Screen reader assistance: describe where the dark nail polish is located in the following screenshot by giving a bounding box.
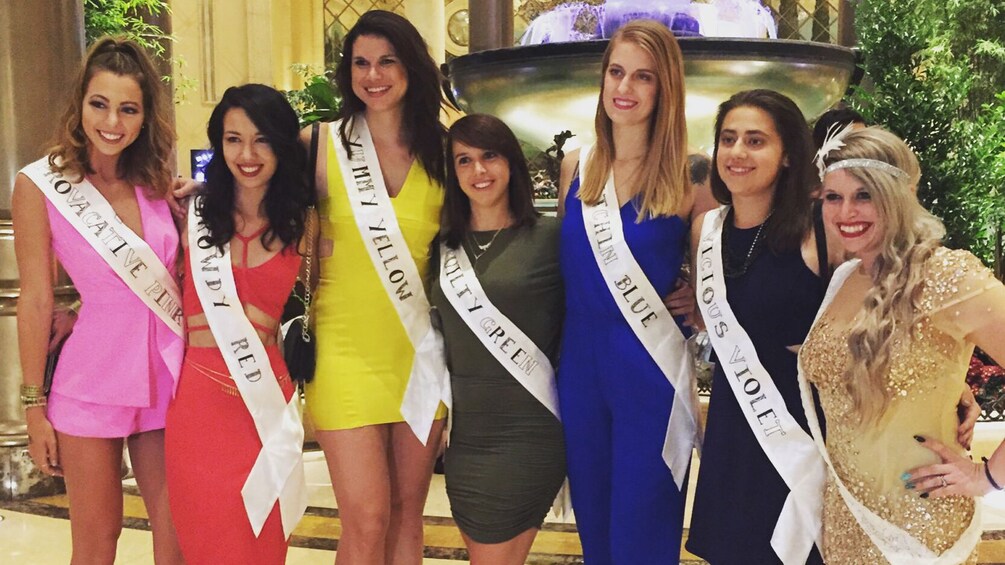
[920,492,929,499]
[906,483,915,490]
[914,435,926,442]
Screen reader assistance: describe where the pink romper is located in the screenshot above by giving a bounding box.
[44,185,184,438]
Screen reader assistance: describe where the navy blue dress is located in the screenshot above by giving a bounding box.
[686,220,825,564]
[558,178,690,564]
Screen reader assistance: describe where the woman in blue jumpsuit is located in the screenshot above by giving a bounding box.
[556,19,709,563]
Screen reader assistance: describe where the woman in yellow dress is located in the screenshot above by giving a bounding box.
[800,125,1005,564]
[302,10,451,564]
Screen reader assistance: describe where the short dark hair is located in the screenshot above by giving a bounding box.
[334,10,450,184]
[201,84,313,251]
[442,114,538,249]
[710,89,816,253]
[813,106,866,149]
[688,153,711,186]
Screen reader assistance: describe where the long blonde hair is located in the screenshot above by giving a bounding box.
[823,127,945,423]
[579,20,689,221]
[47,37,175,197]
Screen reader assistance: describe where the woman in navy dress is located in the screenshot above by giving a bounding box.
[685,90,829,565]
[556,20,709,563]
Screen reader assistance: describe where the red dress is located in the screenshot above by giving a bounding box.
[165,231,300,565]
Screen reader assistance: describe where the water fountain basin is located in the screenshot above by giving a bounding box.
[446,38,858,153]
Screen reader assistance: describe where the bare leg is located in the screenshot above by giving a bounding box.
[317,425,392,565]
[57,432,124,565]
[464,528,539,565]
[128,430,184,565]
[385,419,445,565]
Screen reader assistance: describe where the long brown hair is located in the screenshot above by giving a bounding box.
[47,36,175,197]
[334,10,450,184]
[579,20,689,221]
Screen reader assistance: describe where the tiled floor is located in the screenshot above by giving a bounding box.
[4,424,1005,564]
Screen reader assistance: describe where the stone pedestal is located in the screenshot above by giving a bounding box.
[0,444,64,501]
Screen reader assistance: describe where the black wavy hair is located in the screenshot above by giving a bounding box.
[710,89,816,253]
[334,9,450,183]
[200,83,313,250]
[442,114,538,249]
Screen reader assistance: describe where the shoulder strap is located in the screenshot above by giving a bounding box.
[309,122,320,193]
[813,199,831,290]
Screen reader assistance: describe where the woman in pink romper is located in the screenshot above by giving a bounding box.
[12,38,185,564]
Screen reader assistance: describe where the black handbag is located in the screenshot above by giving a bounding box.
[283,123,320,385]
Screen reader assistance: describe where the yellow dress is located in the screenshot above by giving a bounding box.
[801,248,1002,564]
[305,142,446,430]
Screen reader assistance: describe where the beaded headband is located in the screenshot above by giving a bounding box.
[814,122,910,182]
[823,158,910,180]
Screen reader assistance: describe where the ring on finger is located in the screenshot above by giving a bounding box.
[940,475,948,488]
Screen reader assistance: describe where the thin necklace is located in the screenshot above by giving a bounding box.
[469,228,504,261]
[723,207,773,278]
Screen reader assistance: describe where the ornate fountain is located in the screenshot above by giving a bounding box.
[446,0,857,155]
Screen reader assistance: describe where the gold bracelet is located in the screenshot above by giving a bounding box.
[20,384,44,397]
[21,395,47,409]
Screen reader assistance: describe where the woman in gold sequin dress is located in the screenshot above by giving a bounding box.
[800,126,1005,564]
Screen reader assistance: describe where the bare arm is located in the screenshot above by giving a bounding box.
[908,282,1005,497]
[12,173,62,475]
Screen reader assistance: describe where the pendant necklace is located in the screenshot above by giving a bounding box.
[723,207,773,278]
[469,228,504,262]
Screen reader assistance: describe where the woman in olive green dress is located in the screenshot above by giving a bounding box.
[429,113,565,563]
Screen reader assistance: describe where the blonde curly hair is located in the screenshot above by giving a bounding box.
[822,127,945,423]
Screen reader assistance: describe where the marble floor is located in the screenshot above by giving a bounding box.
[4,424,1005,564]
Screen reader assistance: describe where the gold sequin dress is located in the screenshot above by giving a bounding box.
[801,248,1000,564]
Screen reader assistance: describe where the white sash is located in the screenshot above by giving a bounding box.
[577,146,701,489]
[333,116,450,445]
[20,157,182,337]
[187,197,308,538]
[797,259,982,564]
[696,206,825,564]
[438,241,560,419]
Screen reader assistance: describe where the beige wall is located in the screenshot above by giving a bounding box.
[171,0,324,173]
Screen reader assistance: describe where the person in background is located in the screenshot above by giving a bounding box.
[12,37,184,564]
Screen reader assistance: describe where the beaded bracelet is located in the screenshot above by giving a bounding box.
[982,457,1004,491]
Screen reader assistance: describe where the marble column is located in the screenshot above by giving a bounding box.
[469,0,513,52]
[0,0,83,499]
[404,0,447,63]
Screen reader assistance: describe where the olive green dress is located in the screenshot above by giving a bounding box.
[430,217,566,544]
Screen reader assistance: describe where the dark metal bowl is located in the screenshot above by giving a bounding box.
[446,38,858,152]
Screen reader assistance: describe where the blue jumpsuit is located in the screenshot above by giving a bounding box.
[558,178,689,564]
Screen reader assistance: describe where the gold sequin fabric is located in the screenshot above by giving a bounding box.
[801,248,997,564]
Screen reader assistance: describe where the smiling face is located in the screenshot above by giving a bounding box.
[221,107,277,194]
[715,105,787,202]
[452,140,511,214]
[821,168,883,265]
[81,70,145,160]
[350,34,408,113]
[601,39,658,127]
